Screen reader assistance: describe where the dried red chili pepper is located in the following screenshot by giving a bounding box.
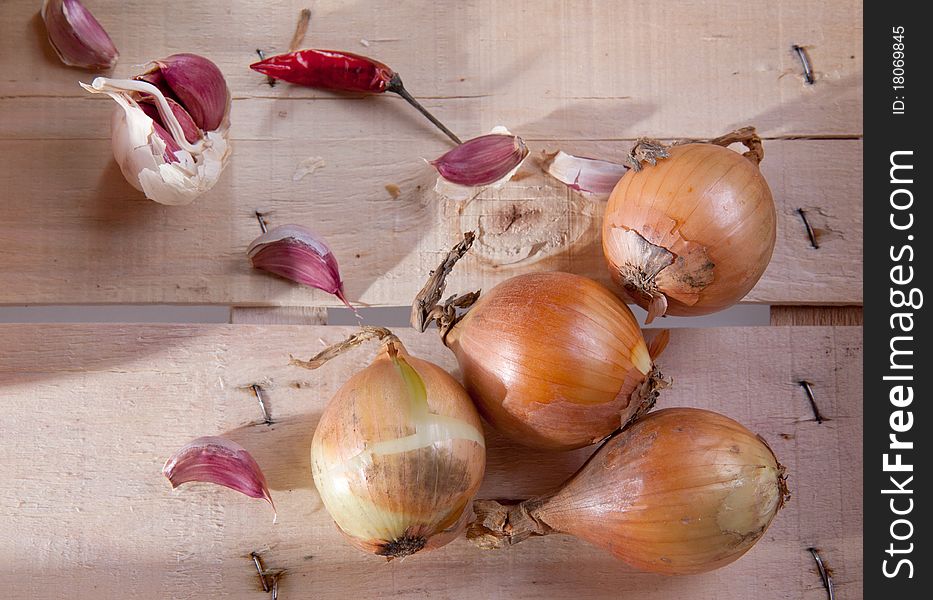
[251,49,393,92]
[250,49,461,145]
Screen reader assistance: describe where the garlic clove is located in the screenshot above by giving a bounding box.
[543,151,629,196]
[138,54,230,132]
[431,126,528,200]
[150,120,183,164]
[41,0,119,70]
[431,131,528,186]
[247,224,355,311]
[139,97,202,145]
[163,436,275,515]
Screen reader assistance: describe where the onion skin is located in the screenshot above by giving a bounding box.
[469,408,788,574]
[311,340,485,558]
[602,143,776,321]
[445,272,660,450]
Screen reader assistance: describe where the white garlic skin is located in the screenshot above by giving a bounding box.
[109,93,228,206]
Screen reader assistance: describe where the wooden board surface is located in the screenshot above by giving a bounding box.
[0,324,863,599]
[0,0,863,308]
[770,305,864,326]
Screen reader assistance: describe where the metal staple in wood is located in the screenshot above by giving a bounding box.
[799,380,827,424]
[797,209,819,249]
[251,384,273,425]
[793,45,815,84]
[251,552,270,593]
[255,211,269,234]
[255,49,276,87]
[807,547,835,599]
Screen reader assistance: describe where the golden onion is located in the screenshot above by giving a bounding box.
[469,408,788,574]
[310,338,486,558]
[602,131,776,323]
[443,272,666,450]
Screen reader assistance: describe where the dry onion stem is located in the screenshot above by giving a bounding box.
[468,408,789,575]
[603,127,776,323]
[414,235,669,450]
[294,327,485,559]
[291,326,397,370]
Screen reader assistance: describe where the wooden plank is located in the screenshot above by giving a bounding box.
[0,324,862,599]
[1,0,862,138]
[770,305,863,326]
[0,138,863,307]
[0,0,862,308]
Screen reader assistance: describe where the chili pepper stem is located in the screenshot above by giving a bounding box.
[387,74,462,145]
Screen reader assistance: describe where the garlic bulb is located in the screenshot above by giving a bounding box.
[80,54,230,205]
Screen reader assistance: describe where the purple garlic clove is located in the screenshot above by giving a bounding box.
[431,133,528,186]
[151,120,183,163]
[247,224,355,311]
[163,436,275,515]
[139,97,202,145]
[41,0,119,70]
[137,53,230,132]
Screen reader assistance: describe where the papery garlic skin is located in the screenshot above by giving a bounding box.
[41,0,119,70]
[311,341,485,558]
[432,133,528,186]
[81,75,230,206]
[544,151,629,197]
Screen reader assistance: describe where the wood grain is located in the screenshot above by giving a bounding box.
[0,324,862,599]
[1,0,862,136]
[0,0,862,308]
[0,137,863,308]
[770,305,863,326]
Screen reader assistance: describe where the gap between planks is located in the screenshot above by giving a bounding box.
[230,306,328,325]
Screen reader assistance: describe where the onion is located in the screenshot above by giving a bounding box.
[412,238,668,451]
[295,328,486,558]
[469,408,789,574]
[602,128,776,323]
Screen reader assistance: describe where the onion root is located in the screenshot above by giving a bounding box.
[468,499,552,549]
